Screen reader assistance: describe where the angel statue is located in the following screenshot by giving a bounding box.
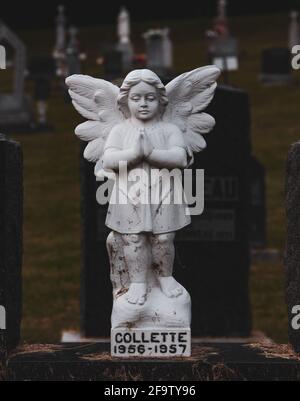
[66,66,220,333]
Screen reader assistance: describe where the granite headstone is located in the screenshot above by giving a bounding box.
[260,48,292,85]
[0,135,23,356]
[285,141,300,354]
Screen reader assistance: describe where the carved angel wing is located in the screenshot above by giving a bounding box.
[65,75,124,166]
[164,66,221,163]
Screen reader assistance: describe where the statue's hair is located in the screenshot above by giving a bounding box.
[117,69,169,119]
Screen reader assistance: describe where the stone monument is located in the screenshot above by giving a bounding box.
[116,7,134,71]
[205,0,238,75]
[143,29,173,76]
[260,48,292,85]
[0,135,23,355]
[0,21,34,132]
[66,26,84,76]
[66,66,220,357]
[285,141,300,354]
[28,56,56,131]
[289,11,299,51]
[53,5,67,77]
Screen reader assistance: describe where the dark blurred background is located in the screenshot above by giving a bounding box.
[2,0,300,29]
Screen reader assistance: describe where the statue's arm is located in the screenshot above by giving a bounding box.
[146,125,188,169]
[103,126,143,170]
[103,147,142,170]
[146,147,187,169]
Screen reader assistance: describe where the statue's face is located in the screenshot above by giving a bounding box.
[128,82,160,121]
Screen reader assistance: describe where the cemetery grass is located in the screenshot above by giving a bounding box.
[9,13,299,343]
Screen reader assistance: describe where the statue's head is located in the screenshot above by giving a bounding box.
[117,69,168,120]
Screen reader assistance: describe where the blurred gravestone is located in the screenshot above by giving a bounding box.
[116,7,133,72]
[53,5,67,77]
[76,85,258,338]
[144,29,173,77]
[285,142,300,354]
[0,21,34,132]
[103,49,123,81]
[0,135,23,356]
[211,37,239,73]
[66,26,82,76]
[288,11,299,51]
[29,56,56,131]
[260,48,292,85]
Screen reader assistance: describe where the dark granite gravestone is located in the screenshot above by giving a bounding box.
[285,141,300,354]
[174,86,252,336]
[103,49,123,82]
[260,48,293,85]
[0,135,23,357]
[78,85,258,338]
[249,157,266,248]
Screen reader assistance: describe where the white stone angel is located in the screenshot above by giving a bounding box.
[66,67,220,311]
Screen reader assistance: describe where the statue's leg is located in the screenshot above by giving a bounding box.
[150,232,183,298]
[122,233,150,305]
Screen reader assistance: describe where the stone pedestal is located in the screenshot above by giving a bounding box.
[6,342,300,381]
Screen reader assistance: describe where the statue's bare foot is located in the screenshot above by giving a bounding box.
[158,276,183,298]
[125,283,147,305]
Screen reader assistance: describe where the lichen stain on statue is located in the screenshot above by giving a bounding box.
[66,66,220,356]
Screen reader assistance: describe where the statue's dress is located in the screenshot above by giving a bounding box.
[104,121,191,234]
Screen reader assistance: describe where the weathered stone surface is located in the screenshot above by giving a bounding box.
[0,135,23,357]
[285,141,300,353]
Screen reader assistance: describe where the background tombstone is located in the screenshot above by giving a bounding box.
[205,0,238,81]
[53,5,67,77]
[143,29,173,77]
[288,11,299,51]
[66,26,83,76]
[211,37,239,74]
[0,135,23,356]
[63,27,86,103]
[115,6,133,72]
[102,47,123,81]
[260,48,292,85]
[76,85,257,339]
[0,21,34,132]
[28,56,56,131]
[174,86,252,336]
[285,142,300,354]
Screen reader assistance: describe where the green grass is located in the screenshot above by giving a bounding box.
[2,12,298,343]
